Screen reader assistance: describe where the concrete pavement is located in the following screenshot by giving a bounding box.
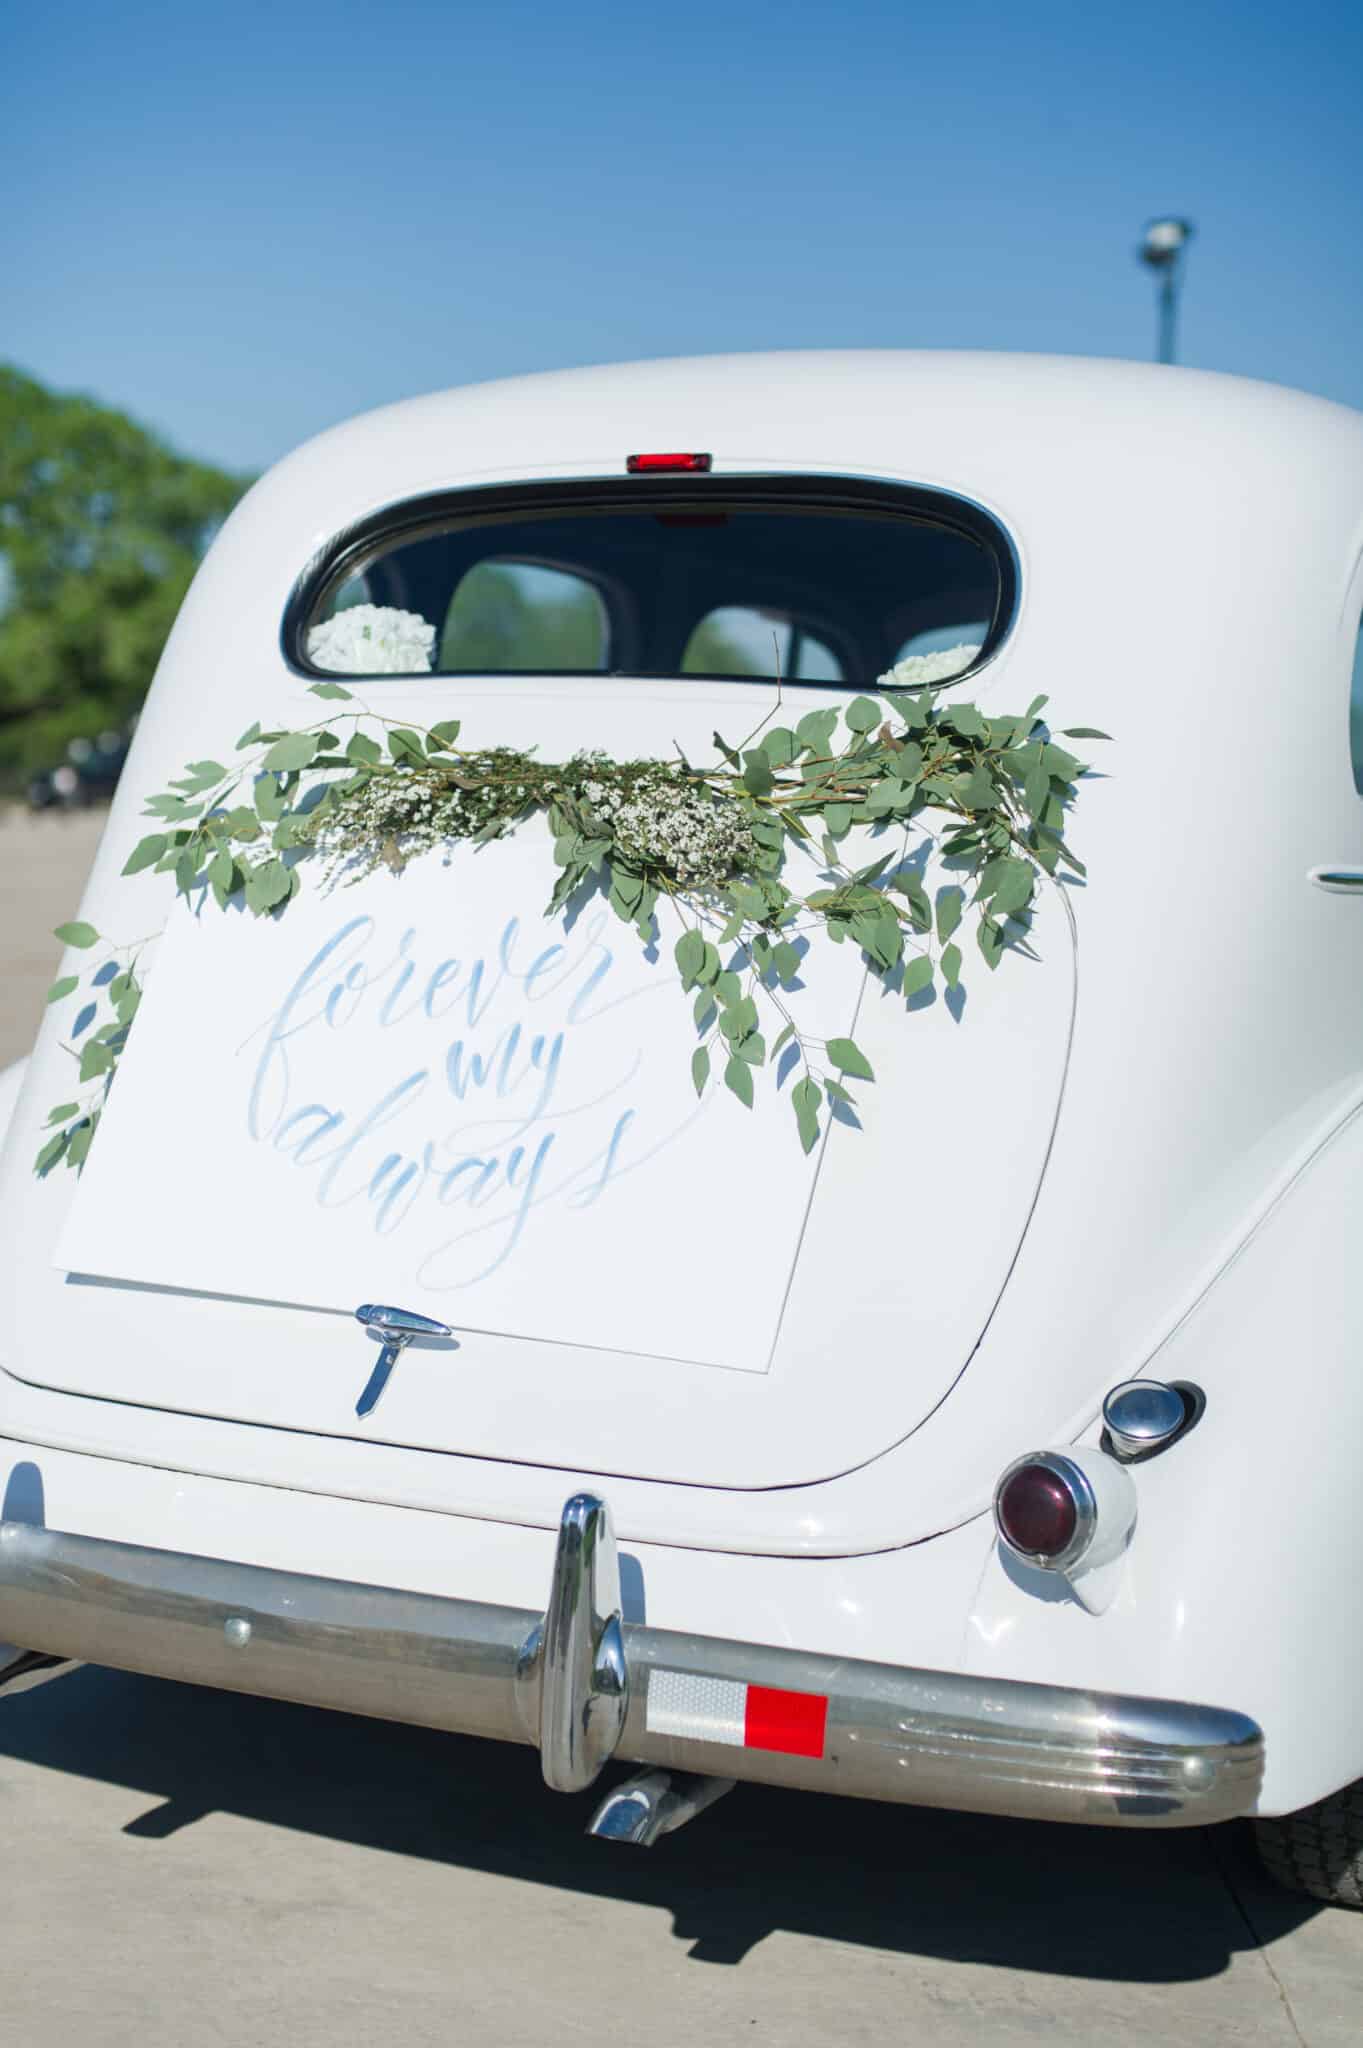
[0,806,108,1069]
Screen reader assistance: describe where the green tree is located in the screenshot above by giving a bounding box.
[0,366,247,789]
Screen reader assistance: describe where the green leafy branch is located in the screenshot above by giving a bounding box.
[36,674,1106,1172]
[35,920,146,1173]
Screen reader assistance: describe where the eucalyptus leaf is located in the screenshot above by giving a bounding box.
[826,1035,874,1081]
[902,954,934,998]
[773,940,801,985]
[78,1040,115,1083]
[935,887,964,941]
[675,929,706,987]
[957,766,997,811]
[742,749,774,796]
[792,1075,822,1154]
[724,1054,755,1108]
[34,1132,69,1174]
[53,921,99,949]
[244,860,292,914]
[122,833,168,875]
[795,706,838,755]
[262,734,318,773]
[254,774,286,824]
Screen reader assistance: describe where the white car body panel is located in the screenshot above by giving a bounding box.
[0,1061,26,1150]
[3,350,1362,1820]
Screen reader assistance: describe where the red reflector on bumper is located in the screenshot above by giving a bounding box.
[744,1683,829,1759]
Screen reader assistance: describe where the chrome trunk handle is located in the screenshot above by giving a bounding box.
[353,1303,453,1416]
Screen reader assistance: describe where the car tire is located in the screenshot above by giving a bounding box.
[1254,1781,1363,1906]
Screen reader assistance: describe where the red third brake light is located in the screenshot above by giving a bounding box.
[626,451,712,474]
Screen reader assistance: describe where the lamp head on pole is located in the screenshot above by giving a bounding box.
[1137,216,1195,364]
[1139,216,1195,271]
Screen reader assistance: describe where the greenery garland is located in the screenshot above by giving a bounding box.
[35,675,1105,1173]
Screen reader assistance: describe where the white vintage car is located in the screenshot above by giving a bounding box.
[3,351,1362,1898]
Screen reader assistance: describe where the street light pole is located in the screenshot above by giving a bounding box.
[1138,217,1195,365]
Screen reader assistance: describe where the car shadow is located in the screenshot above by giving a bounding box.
[0,1664,1317,1972]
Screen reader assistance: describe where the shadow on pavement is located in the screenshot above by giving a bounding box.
[0,1663,1319,1970]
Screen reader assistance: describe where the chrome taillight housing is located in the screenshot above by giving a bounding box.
[993,1446,1138,1577]
[994,1453,1096,1571]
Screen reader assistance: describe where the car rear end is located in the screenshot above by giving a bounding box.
[19,348,1362,1838]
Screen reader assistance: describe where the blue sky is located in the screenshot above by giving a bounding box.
[8,0,1361,475]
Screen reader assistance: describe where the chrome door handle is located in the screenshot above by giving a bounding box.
[1308,867,1363,894]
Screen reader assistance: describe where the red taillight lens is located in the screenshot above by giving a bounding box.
[626,451,712,473]
[995,1461,1079,1560]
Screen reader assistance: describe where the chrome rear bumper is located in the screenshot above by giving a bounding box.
[0,1501,1263,1829]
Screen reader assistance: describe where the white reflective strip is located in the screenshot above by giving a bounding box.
[646,1668,747,1746]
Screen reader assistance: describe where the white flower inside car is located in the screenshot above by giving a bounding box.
[877,642,982,689]
[307,603,435,675]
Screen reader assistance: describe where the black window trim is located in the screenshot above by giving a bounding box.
[281,471,1021,690]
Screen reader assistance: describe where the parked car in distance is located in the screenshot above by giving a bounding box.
[2,351,1363,1896]
[26,728,131,811]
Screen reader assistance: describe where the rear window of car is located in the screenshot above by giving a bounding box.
[287,476,1016,689]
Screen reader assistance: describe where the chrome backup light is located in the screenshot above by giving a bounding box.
[993,1446,1139,1577]
[1102,1378,1187,1462]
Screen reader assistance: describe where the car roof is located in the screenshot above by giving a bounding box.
[249,350,1363,592]
[278,347,1361,481]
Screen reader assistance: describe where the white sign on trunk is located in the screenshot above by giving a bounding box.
[57,835,867,1372]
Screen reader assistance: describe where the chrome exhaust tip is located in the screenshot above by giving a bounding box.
[587,1768,735,1846]
[0,1644,80,1698]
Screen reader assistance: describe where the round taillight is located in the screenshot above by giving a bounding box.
[994,1454,1096,1569]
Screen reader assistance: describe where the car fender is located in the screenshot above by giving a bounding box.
[0,1061,29,1152]
[962,1092,1363,1817]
